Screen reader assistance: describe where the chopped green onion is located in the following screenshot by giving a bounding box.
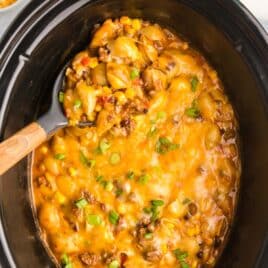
[157,111,166,119]
[151,200,164,207]
[181,262,190,268]
[115,188,123,197]
[99,139,111,154]
[185,107,200,118]
[182,198,191,205]
[144,232,153,239]
[73,99,82,109]
[110,152,121,165]
[151,206,160,221]
[191,76,199,92]
[130,68,140,80]
[59,91,65,103]
[80,151,95,167]
[75,198,88,209]
[173,248,189,268]
[143,207,152,214]
[55,153,65,160]
[185,100,200,118]
[126,171,135,179]
[147,125,158,138]
[138,174,150,184]
[105,181,114,191]
[108,260,120,268]
[109,210,119,225]
[87,214,102,226]
[156,137,179,154]
[89,159,96,167]
[96,175,104,182]
[61,253,73,268]
[100,180,108,188]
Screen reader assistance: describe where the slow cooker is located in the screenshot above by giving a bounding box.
[0,0,268,267]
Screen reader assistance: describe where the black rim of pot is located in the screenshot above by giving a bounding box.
[0,0,267,267]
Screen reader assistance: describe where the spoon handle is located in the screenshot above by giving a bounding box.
[0,122,47,176]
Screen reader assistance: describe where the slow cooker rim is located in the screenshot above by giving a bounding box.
[0,0,268,267]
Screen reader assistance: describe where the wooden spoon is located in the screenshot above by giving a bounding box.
[0,63,94,175]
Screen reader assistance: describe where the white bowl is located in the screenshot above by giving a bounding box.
[0,0,24,13]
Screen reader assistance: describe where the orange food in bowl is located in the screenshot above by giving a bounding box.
[32,17,241,268]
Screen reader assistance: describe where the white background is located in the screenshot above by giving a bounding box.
[0,0,267,38]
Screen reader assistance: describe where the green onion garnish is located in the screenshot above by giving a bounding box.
[73,99,82,109]
[115,188,123,197]
[126,171,135,179]
[173,249,189,268]
[54,153,65,160]
[156,137,179,154]
[182,198,191,205]
[80,151,95,167]
[59,91,65,103]
[109,152,121,165]
[130,68,140,80]
[109,210,119,225]
[61,253,73,268]
[108,260,120,268]
[157,111,166,119]
[104,181,114,191]
[185,100,200,118]
[75,198,88,209]
[191,76,199,92]
[99,139,111,154]
[87,214,102,226]
[96,175,104,182]
[185,107,200,118]
[151,200,164,207]
[144,232,153,239]
[138,174,150,184]
[147,125,158,138]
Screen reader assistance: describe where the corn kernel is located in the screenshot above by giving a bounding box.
[40,145,48,154]
[114,91,127,104]
[89,57,98,68]
[132,19,141,30]
[125,88,136,99]
[88,112,96,122]
[69,167,77,177]
[120,16,132,25]
[103,86,112,94]
[126,26,135,36]
[187,226,200,237]
[55,191,66,204]
[161,244,167,254]
[69,119,76,126]
[95,104,102,112]
[192,260,198,268]
[118,204,127,214]
[167,223,175,230]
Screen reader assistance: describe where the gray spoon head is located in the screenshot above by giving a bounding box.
[37,62,95,136]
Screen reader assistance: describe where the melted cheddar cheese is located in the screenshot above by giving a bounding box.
[32,17,241,268]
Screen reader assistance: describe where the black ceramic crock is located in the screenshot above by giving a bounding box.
[0,0,268,267]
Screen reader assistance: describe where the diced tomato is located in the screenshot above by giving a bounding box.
[81,56,90,66]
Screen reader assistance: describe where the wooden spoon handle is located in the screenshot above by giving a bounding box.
[0,122,47,176]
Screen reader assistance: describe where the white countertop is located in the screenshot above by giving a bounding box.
[0,0,267,40]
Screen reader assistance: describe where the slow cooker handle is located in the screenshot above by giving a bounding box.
[0,122,47,175]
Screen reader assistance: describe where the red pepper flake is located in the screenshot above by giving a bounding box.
[81,56,90,66]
